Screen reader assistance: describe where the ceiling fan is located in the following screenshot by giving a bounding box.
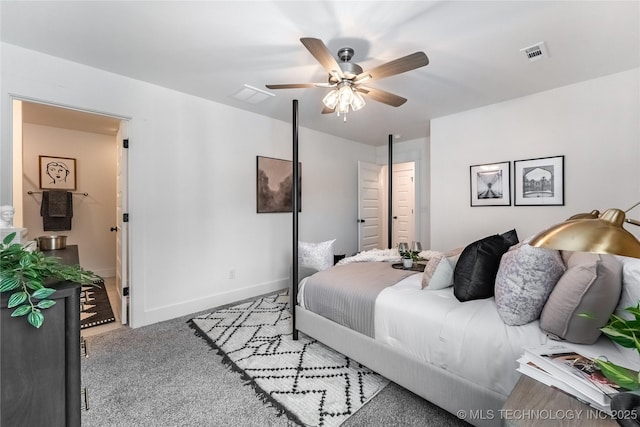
[266,37,429,120]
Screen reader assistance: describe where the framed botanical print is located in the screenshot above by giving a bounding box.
[514,155,564,206]
[470,161,511,206]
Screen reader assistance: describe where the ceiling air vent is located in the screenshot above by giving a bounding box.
[520,42,548,63]
[231,84,275,104]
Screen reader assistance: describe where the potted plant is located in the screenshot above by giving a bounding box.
[401,249,421,269]
[402,250,414,268]
[0,232,99,328]
[591,304,640,391]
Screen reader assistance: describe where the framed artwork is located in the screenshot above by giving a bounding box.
[39,155,77,190]
[514,155,564,206]
[256,156,301,213]
[470,161,511,206]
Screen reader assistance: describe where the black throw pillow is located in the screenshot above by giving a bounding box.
[453,234,511,302]
[501,229,519,247]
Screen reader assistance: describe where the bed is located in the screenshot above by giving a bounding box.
[285,102,637,426]
[292,250,640,427]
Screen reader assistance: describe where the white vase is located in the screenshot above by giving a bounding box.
[403,258,413,268]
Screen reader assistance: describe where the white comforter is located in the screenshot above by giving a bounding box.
[300,268,637,398]
[374,273,548,397]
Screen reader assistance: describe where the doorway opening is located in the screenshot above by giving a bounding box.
[11,99,130,336]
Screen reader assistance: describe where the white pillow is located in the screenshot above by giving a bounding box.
[616,255,640,312]
[421,247,463,290]
[298,239,335,271]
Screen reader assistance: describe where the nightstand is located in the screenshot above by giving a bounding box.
[501,376,618,426]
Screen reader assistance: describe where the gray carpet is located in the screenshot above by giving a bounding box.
[81,292,469,427]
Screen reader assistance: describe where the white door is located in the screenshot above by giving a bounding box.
[392,162,415,248]
[115,121,129,324]
[357,161,383,251]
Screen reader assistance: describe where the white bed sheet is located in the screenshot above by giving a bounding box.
[374,274,549,397]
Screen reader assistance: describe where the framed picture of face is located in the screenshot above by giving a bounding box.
[256,156,301,213]
[469,161,511,206]
[39,155,77,190]
[514,155,564,206]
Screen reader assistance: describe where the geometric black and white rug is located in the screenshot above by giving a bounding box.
[80,279,116,329]
[189,292,389,427]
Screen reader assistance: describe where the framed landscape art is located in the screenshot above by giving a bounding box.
[470,161,511,206]
[256,156,301,213]
[514,155,564,206]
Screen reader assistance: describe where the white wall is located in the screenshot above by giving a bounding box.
[430,68,640,250]
[1,43,376,327]
[22,123,117,277]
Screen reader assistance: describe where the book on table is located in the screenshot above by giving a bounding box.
[519,343,633,413]
[517,356,610,413]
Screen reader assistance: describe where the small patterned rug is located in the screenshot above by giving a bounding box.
[189,292,389,427]
[80,279,116,329]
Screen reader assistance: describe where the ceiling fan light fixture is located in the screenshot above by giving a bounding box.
[267,38,429,120]
[351,91,366,112]
[338,84,354,104]
[322,89,339,109]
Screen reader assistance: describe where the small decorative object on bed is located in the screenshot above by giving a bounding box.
[514,155,564,206]
[256,156,301,213]
[469,161,511,206]
[39,155,76,191]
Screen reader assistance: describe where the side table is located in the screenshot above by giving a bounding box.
[502,375,618,426]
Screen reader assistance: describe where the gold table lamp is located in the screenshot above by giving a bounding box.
[529,204,640,259]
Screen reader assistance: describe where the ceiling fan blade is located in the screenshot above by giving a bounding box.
[354,52,428,83]
[357,86,407,107]
[321,106,335,114]
[265,83,334,89]
[300,37,344,79]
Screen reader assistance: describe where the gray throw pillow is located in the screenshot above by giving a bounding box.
[494,244,565,326]
[540,252,622,344]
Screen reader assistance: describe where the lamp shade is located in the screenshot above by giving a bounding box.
[529,208,640,259]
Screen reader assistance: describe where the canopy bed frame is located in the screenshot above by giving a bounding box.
[289,100,396,339]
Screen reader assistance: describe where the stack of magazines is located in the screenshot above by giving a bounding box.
[518,343,633,414]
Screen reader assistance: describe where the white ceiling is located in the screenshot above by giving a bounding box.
[2,1,639,146]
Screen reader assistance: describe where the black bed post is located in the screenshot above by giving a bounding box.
[292,99,299,340]
[388,134,393,249]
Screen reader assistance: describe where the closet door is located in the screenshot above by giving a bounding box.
[357,161,383,251]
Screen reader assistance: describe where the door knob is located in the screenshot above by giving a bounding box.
[393,216,398,219]
[110,227,118,232]
[357,219,365,223]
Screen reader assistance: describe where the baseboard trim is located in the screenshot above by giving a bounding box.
[130,279,288,328]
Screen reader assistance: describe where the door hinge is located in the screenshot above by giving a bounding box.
[123,287,129,297]
[123,213,129,222]
[123,138,129,148]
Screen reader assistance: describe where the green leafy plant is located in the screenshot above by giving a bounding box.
[591,305,640,390]
[0,232,100,328]
[401,250,421,261]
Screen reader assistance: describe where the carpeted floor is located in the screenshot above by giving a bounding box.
[81,291,469,427]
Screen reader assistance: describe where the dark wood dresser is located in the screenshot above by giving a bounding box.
[1,246,81,427]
